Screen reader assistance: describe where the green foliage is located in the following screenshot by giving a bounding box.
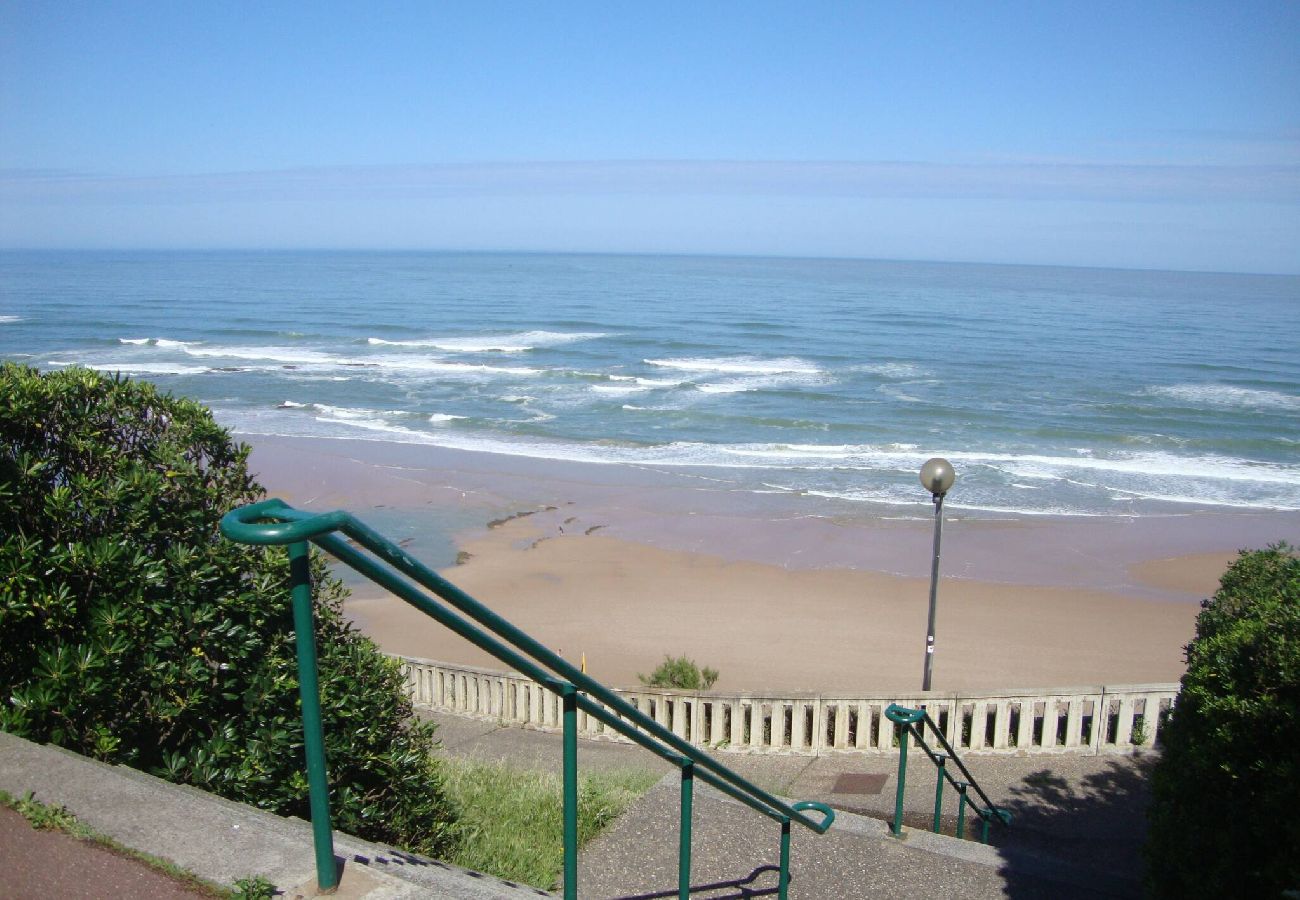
[0,364,457,857]
[441,757,657,889]
[231,875,276,900]
[1146,544,1300,899]
[12,791,81,832]
[637,654,719,690]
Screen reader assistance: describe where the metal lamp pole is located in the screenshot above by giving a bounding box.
[919,458,956,692]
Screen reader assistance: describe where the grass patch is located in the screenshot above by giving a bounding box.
[441,758,658,889]
[0,788,241,897]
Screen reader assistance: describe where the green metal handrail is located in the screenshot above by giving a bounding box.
[884,703,1011,843]
[221,498,834,898]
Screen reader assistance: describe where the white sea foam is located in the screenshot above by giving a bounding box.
[0,315,21,323]
[367,331,606,352]
[980,449,1300,486]
[277,400,307,408]
[179,344,541,377]
[876,381,940,404]
[310,403,415,421]
[185,345,338,365]
[428,413,465,423]
[231,400,1300,512]
[50,360,212,376]
[362,355,542,376]
[1148,383,1300,412]
[646,356,821,375]
[696,372,827,394]
[592,375,682,394]
[857,363,929,379]
[117,337,199,348]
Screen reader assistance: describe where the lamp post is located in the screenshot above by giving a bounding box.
[919,458,956,692]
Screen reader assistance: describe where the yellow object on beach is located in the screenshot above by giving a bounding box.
[581,653,586,674]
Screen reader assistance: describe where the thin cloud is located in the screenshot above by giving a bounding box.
[3,159,1296,205]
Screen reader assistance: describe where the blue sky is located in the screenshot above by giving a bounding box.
[2,2,1297,272]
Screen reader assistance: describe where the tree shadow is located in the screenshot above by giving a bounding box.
[607,864,783,899]
[992,754,1157,899]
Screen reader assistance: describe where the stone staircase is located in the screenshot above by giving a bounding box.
[0,726,1145,898]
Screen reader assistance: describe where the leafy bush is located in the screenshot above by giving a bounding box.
[637,654,719,690]
[1146,544,1299,898]
[0,364,457,856]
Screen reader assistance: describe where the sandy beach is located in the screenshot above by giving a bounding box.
[247,434,1299,693]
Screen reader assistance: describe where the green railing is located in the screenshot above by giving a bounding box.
[884,703,1011,843]
[221,498,834,898]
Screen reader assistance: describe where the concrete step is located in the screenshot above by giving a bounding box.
[578,773,1140,899]
[0,730,551,899]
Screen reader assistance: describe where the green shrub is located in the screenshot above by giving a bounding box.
[637,654,719,690]
[0,364,457,857]
[1146,544,1300,898]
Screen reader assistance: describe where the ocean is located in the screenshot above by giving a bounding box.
[2,250,1297,519]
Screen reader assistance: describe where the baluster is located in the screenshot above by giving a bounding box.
[1065,696,1084,747]
[791,702,807,751]
[833,701,850,749]
[992,699,1011,750]
[772,702,788,749]
[1114,695,1136,746]
[729,699,746,748]
[1016,700,1034,749]
[749,702,764,750]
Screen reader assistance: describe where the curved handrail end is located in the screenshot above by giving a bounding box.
[884,703,925,725]
[791,800,836,833]
[221,498,352,546]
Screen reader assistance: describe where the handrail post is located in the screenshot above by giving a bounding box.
[891,724,910,836]
[955,782,968,839]
[778,818,792,900]
[932,753,947,833]
[980,810,992,844]
[679,762,694,900]
[289,541,338,893]
[561,684,578,900]
[222,499,840,895]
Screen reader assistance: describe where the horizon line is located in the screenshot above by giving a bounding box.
[1,245,1295,278]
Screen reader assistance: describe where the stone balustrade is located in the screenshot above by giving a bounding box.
[397,655,1177,756]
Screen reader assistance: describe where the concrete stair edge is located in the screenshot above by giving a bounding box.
[0,730,551,898]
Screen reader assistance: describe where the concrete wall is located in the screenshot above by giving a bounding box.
[396,655,1178,756]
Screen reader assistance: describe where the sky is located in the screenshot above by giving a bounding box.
[1,1,1298,273]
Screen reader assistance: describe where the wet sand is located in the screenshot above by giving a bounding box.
[244,434,1299,692]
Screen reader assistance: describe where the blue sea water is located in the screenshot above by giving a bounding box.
[2,250,1298,518]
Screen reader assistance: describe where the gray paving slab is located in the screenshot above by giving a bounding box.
[578,775,1136,899]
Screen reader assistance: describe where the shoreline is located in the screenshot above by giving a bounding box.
[244,432,1298,692]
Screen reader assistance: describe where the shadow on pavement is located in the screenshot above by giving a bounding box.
[994,754,1157,898]
[607,863,782,899]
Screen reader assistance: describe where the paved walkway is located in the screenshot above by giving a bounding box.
[426,708,1156,891]
[0,805,213,900]
[0,713,1155,898]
